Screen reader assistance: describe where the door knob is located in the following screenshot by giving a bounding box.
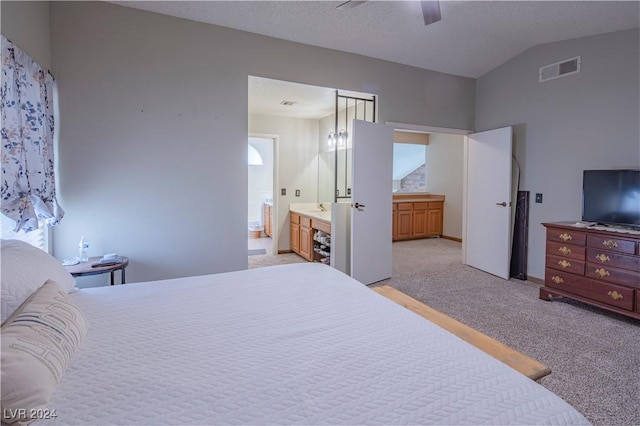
[353,202,365,210]
[496,202,507,207]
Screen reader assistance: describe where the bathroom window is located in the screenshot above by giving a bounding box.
[393,143,427,193]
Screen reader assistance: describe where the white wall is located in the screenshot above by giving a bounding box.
[425,134,465,239]
[249,114,319,253]
[39,1,474,283]
[475,29,640,280]
[1,1,51,70]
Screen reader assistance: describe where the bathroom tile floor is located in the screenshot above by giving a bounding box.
[248,236,273,254]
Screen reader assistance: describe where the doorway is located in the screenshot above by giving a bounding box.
[248,136,275,256]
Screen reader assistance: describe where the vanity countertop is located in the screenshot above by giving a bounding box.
[289,206,331,222]
[392,194,445,203]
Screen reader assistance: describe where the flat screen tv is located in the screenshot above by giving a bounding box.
[582,169,640,229]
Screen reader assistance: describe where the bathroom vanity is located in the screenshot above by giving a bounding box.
[392,194,445,241]
[289,206,332,264]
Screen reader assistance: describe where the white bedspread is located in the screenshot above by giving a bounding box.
[45,263,589,425]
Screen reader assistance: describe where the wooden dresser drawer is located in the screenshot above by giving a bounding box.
[547,229,586,245]
[546,254,585,275]
[545,269,583,290]
[585,263,640,289]
[545,269,634,311]
[413,202,429,210]
[546,241,585,260]
[312,219,330,234]
[586,248,640,273]
[636,291,640,313]
[300,216,311,228]
[587,235,636,255]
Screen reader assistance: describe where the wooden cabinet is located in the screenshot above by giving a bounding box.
[392,198,444,241]
[540,222,640,319]
[290,211,331,263]
[263,203,273,237]
[412,202,428,238]
[299,224,312,261]
[392,204,398,240]
[290,213,300,254]
[396,203,413,240]
[427,204,443,236]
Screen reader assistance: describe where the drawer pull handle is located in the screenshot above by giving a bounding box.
[602,240,618,249]
[558,246,572,255]
[558,260,572,269]
[551,275,564,284]
[559,233,572,241]
[595,268,610,278]
[595,253,611,263]
[607,290,623,301]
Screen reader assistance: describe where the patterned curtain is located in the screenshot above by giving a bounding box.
[1,36,63,232]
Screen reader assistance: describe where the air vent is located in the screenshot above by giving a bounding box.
[539,56,581,83]
[280,100,296,106]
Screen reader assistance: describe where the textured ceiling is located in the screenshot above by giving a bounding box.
[109,1,639,118]
[110,1,639,79]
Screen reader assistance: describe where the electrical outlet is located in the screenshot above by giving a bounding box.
[281,188,286,196]
[295,189,300,197]
[535,193,543,203]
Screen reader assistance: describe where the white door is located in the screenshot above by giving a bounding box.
[465,127,513,279]
[351,120,394,285]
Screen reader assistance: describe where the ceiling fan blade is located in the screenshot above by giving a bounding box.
[336,0,368,11]
[421,0,442,25]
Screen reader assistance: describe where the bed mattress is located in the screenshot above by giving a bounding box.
[44,263,588,425]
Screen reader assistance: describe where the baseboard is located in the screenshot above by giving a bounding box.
[527,276,544,285]
[277,249,293,254]
[442,235,462,243]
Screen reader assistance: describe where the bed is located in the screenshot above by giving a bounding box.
[1,239,589,425]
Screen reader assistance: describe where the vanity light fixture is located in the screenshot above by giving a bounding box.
[328,129,348,149]
[337,129,348,148]
[328,132,337,148]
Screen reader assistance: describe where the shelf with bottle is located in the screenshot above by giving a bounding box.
[313,230,331,264]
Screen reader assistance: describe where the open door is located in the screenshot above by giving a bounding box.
[350,120,394,285]
[465,127,513,279]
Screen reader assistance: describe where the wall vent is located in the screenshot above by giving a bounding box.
[539,56,581,83]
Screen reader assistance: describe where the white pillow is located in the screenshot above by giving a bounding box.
[1,280,88,425]
[1,239,76,324]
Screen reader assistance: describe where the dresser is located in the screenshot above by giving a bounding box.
[541,222,640,319]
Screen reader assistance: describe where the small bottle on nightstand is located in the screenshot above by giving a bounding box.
[78,236,89,262]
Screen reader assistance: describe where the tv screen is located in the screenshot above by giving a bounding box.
[582,169,640,228]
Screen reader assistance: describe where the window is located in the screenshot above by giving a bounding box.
[1,214,49,252]
[393,143,427,193]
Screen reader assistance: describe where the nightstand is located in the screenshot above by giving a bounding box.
[65,256,129,285]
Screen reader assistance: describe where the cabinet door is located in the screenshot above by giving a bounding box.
[300,226,313,261]
[290,223,300,254]
[392,206,398,241]
[263,205,270,237]
[413,208,428,237]
[397,210,412,240]
[427,208,443,236]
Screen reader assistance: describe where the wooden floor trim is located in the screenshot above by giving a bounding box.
[372,285,551,381]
